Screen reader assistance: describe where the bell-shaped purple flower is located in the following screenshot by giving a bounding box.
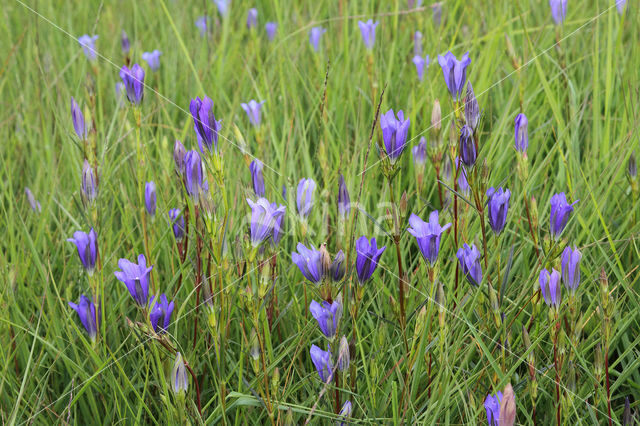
[338,400,353,426]
[514,113,528,153]
[141,50,162,72]
[78,35,98,61]
[456,243,482,286]
[358,19,379,49]
[330,250,346,282]
[616,0,627,14]
[453,156,470,195]
[184,150,204,202]
[67,228,98,275]
[437,51,471,99]
[310,344,333,382]
[549,192,578,239]
[412,137,427,166]
[81,160,97,205]
[310,300,342,338]
[114,254,153,306]
[145,181,156,217]
[309,27,327,52]
[190,95,221,152]
[539,268,561,308]
[119,64,145,105]
[246,197,286,247]
[408,211,451,266]
[169,208,185,241]
[484,391,503,426]
[247,8,258,29]
[412,55,430,81]
[173,140,186,174]
[215,0,229,16]
[464,82,480,130]
[241,100,265,127]
[549,0,568,25]
[249,159,265,197]
[338,175,350,218]
[195,16,209,37]
[149,294,175,333]
[71,97,88,140]
[272,208,285,246]
[25,187,41,213]
[292,243,323,284]
[380,109,410,162]
[486,187,511,235]
[355,236,386,284]
[297,178,316,219]
[459,125,477,167]
[561,246,581,293]
[69,295,99,341]
[265,22,277,41]
[121,30,130,54]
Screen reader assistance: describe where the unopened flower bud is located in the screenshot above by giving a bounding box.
[338,335,350,371]
[319,243,331,279]
[431,99,442,134]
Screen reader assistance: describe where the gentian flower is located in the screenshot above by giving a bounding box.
[407,211,451,266]
[121,30,130,54]
[539,268,561,308]
[499,384,517,426]
[549,0,568,25]
[81,160,97,205]
[412,137,427,166]
[338,400,353,425]
[413,31,423,56]
[561,246,581,293]
[549,192,578,239]
[330,250,346,282]
[249,159,265,197]
[265,22,277,41]
[380,109,410,163]
[119,64,145,105]
[486,187,511,235]
[456,243,482,286]
[67,228,98,274]
[71,97,88,140]
[68,295,99,341]
[309,27,327,51]
[190,95,221,152]
[195,16,209,37]
[297,178,316,219]
[114,254,153,306]
[25,187,41,213]
[629,153,637,178]
[169,208,185,241]
[184,150,204,202]
[616,0,627,14]
[309,300,342,338]
[459,125,476,167]
[145,181,156,217]
[355,236,386,284]
[171,352,188,394]
[514,113,528,153]
[412,55,430,81]
[247,8,258,29]
[454,156,470,195]
[464,82,480,130]
[484,391,503,426]
[437,51,471,99]
[338,175,350,218]
[241,100,265,127]
[78,35,98,61]
[149,294,175,333]
[272,208,285,246]
[246,197,286,247]
[292,243,323,284]
[358,19,379,49]
[215,0,229,16]
[310,344,333,382]
[142,50,162,72]
[173,140,186,174]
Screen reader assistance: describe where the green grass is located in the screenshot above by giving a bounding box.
[1,0,639,424]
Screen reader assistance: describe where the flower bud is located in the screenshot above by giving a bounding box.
[464,82,480,131]
[81,160,97,205]
[431,99,442,135]
[173,140,186,174]
[498,383,516,426]
[171,352,188,395]
[628,153,637,179]
[319,243,331,279]
[338,335,350,371]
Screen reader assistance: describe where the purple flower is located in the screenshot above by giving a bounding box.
[78,35,98,61]
[309,300,342,338]
[338,400,353,425]
[119,64,145,105]
[539,268,561,308]
[173,140,186,174]
[330,250,346,282]
[246,197,286,247]
[437,51,471,99]
[413,31,423,56]
[455,157,470,195]
[561,246,581,293]
[292,243,323,284]
[67,228,98,275]
[309,27,327,52]
[459,125,476,167]
[121,30,130,54]
[297,178,316,219]
[265,22,277,41]
[195,16,209,37]
[549,0,568,25]
[169,208,185,241]
[456,243,482,286]
[114,254,153,306]
[616,0,627,14]
[249,159,265,197]
[380,109,410,162]
[464,82,480,130]
[241,100,265,127]
[149,294,175,333]
[142,50,162,72]
[184,150,204,202]
[247,8,258,29]
[71,97,88,140]
[273,208,285,246]
[81,160,97,205]
[68,295,99,341]
[549,192,578,239]
[338,175,350,218]
[484,391,503,426]
[514,113,528,153]
[215,0,229,16]
[355,236,386,284]
[412,137,427,166]
[25,187,41,213]
[310,344,333,382]
[486,187,511,235]
[171,352,188,394]
[412,55,430,81]
[190,95,221,152]
[145,181,156,217]
[358,19,379,49]
[407,211,451,266]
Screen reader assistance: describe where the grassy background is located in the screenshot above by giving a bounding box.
[1,0,639,424]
